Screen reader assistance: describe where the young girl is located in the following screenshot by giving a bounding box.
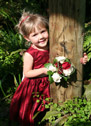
[10,11,88,126]
[10,11,50,126]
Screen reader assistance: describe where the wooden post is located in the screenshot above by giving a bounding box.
[49,0,86,102]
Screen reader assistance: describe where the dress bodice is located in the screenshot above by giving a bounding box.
[26,46,49,69]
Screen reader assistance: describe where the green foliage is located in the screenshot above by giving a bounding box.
[0,73,21,100]
[0,80,7,97]
[0,28,26,78]
[0,0,48,84]
[0,5,26,82]
[41,97,91,126]
[83,22,91,61]
[83,22,91,80]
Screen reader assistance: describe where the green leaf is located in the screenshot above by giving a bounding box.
[0,80,6,97]
[44,63,53,69]
[47,70,53,75]
[54,114,70,126]
[53,58,57,64]
[32,111,40,119]
[63,76,68,81]
[37,95,39,97]
[18,74,21,84]
[45,97,50,101]
[53,103,57,108]
[26,0,28,3]
[49,75,54,84]
[36,99,40,103]
[41,111,60,122]
[13,75,19,88]
[65,58,70,63]
[45,104,50,109]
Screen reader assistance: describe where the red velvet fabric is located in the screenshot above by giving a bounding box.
[10,46,50,125]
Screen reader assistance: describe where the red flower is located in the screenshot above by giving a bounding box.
[54,63,63,74]
[54,62,62,68]
[58,70,62,74]
[62,62,71,69]
[54,62,71,74]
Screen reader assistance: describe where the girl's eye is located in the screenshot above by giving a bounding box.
[32,34,37,37]
[41,30,46,33]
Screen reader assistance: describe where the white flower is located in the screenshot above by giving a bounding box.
[63,66,73,76]
[48,65,57,72]
[52,72,62,83]
[55,56,66,64]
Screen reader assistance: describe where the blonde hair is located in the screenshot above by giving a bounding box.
[16,11,49,37]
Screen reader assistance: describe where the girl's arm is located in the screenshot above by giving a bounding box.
[80,53,88,65]
[23,52,48,78]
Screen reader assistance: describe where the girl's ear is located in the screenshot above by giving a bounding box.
[24,36,30,41]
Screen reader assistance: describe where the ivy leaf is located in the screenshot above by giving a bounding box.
[53,58,57,64]
[65,58,70,63]
[45,104,50,109]
[41,111,60,122]
[45,97,50,101]
[47,70,53,75]
[44,63,53,69]
[63,76,68,81]
[44,64,54,84]
[49,74,54,84]
[36,99,40,103]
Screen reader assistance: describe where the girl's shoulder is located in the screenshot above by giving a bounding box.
[26,45,49,53]
[25,45,49,59]
[26,46,36,57]
[26,46,34,53]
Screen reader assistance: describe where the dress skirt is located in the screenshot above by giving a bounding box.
[10,76,50,125]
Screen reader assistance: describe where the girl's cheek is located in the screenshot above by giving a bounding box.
[47,33,49,38]
[44,33,48,38]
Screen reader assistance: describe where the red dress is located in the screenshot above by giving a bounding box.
[10,46,50,126]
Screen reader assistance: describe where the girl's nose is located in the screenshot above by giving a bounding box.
[39,33,43,39]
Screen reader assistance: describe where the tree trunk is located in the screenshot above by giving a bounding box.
[49,0,86,103]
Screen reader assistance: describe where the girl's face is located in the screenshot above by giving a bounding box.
[26,27,48,49]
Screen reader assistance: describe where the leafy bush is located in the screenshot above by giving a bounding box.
[0,0,48,78]
[0,29,26,77]
[83,22,91,61]
[41,97,91,126]
[83,22,91,80]
[0,2,26,97]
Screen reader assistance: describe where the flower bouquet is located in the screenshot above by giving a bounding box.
[44,56,75,84]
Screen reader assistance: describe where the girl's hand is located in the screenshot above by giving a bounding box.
[80,53,88,65]
[42,67,49,75]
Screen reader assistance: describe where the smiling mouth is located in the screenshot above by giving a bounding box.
[39,39,46,43]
